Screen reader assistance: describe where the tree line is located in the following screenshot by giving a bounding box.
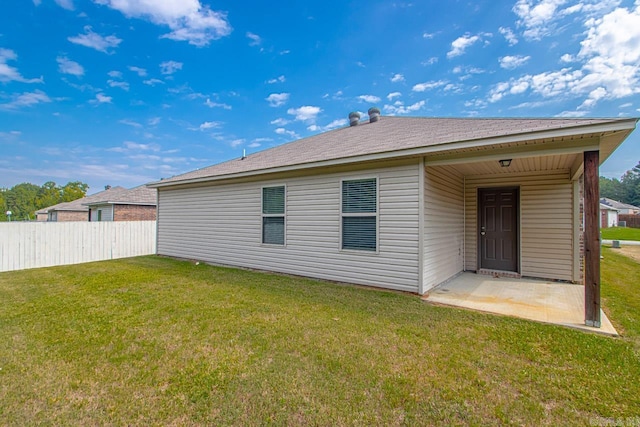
[0,181,89,221]
[600,161,640,207]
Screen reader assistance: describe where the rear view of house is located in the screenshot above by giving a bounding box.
[149,114,637,326]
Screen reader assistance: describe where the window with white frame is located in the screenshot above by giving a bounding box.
[262,186,285,245]
[341,178,377,251]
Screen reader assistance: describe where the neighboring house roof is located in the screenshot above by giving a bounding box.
[600,197,640,211]
[83,184,157,207]
[600,203,619,211]
[36,186,127,214]
[148,116,637,188]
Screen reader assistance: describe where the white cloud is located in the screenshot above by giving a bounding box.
[93,93,112,104]
[230,139,244,147]
[248,142,261,148]
[499,55,531,69]
[513,0,568,40]
[160,60,183,75]
[0,48,43,83]
[287,105,322,122]
[391,73,405,82]
[383,100,426,115]
[270,118,289,126]
[267,75,286,84]
[422,32,435,39]
[422,57,438,65]
[55,0,74,10]
[447,34,480,58]
[143,78,164,86]
[275,128,299,139]
[108,80,130,90]
[358,94,381,103]
[265,92,290,107]
[68,26,122,53]
[123,141,160,151]
[57,56,84,76]
[490,2,640,110]
[499,26,518,45]
[204,99,232,109]
[148,117,161,126]
[387,91,402,100]
[412,80,447,92]
[513,0,619,40]
[560,53,574,63]
[128,66,147,76]
[246,32,261,46]
[118,119,142,128]
[308,118,348,132]
[108,70,122,78]
[0,90,51,110]
[94,0,232,47]
[199,121,221,130]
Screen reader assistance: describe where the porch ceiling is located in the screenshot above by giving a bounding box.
[422,127,632,178]
[433,153,579,176]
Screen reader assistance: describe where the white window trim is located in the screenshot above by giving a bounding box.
[339,176,379,254]
[261,184,287,247]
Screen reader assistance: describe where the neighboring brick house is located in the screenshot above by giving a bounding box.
[84,185,157,222]
[600,203,619,228]
[600,197,640,215]
[35,186,127,222]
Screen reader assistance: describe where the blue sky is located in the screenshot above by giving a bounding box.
[1,0,639,193]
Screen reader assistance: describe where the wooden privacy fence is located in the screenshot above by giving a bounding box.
[619,214,640,228]
[0,221,156,272]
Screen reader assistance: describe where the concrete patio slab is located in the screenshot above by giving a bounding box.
[423,273,617,336]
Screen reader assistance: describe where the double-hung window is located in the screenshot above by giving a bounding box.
[341,178,377,251]
[262,186,285,245]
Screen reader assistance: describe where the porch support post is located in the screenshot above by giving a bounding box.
[584,150,601,327]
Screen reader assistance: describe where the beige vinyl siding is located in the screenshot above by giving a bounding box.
[157,162,421,292]
[423,165,465,292]
[464,170,575,281]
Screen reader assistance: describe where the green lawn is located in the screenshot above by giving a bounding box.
[1,256,639,426]
[601,226,640,241]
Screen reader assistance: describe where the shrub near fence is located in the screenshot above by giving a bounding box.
[619,214,640,228]
[0,221,156,272]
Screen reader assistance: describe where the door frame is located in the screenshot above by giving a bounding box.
[476,186,520,273]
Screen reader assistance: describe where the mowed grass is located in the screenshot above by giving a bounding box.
[601,226,640,241]
[601,246,640,347]
[1,256,639,425]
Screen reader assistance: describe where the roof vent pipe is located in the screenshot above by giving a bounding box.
[349,111,361,126]
[368,107,381,123]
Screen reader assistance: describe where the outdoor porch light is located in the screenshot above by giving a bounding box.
[499,159,512,167]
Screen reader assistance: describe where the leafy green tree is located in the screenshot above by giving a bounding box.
[0,190,6,221]
[37,181,62,208]
[61,181,89,202]
[1,181,89,221]
[4,183,40,221]
[620,161,640,206]
[599,177,625,201]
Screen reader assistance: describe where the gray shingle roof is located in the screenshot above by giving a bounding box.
[600,198,640,210]
[150,116,635,187]
[83,184,156,206]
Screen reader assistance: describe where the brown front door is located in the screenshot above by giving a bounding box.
[479,187,518,272]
